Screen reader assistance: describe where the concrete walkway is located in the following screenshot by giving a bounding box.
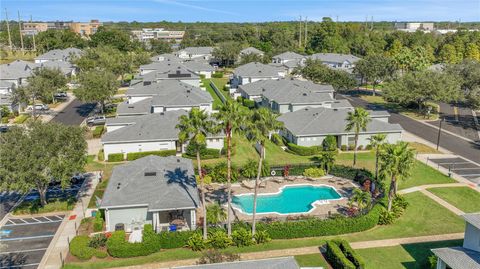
[39,172,100,269]
[419,189,466,215]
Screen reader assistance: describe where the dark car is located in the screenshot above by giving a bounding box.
[54,92,68,100]
[0,126,9,133]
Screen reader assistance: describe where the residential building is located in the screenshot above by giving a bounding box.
[230,62,285,89]
[271,51,306,73]
[432,213,480,269]
[100,155,200,232]
[309,53,361,71]
[132,28,185,42]
[34,48,83,63]
[173,257,301,269]
[101,110,224,160]
[140,60,214,79]
[175,47,214,60]
[150,53,182,63]
[278,106,403,148]
[70,20,102,36]
[22,21,72,35]
[394,22,435,32]
[0,60,35,92]
[118,80,213,116]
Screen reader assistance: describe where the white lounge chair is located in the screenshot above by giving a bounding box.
[241,180,255,189]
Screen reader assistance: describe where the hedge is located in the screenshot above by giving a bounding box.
[184,148,221,160]
[333,239,366,269]
[126,150,176,161]
[325,240,356,269]
[107,153,124,162]
[158,230,197,249]
[286,143,322,156]
[13,114,29,124]
[106,224,161,258]
[271,133,285,146]
[98,149,105,161]
[92,126,104,138]
[242,98,255,108]
[93,213,104,232]
[330,164,373,182]
[255,203,383,239]
[70,235,106,260]
[212,72,224,78]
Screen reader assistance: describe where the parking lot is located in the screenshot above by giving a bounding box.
[429,157,480,184]
[0,215,64,268]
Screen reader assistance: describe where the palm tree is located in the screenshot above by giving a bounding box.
[379,142,415,211]
[351,188,371,211]
[246,108,283,237]
[176,108,215,239]
[368,134,387,181]
[214,100,247,236]
[317,151,336,174]
[345,107,371,167]
[206,203,227,226]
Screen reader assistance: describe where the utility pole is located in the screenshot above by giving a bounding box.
[31,15,36,51]
[18,11,24,54]
[436,117,444,150]
[304,16,307,48]
[371,16,374,30]
[298,15,302,48]
[4,8,13,50]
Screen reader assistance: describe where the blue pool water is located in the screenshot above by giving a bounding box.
[232,185,342,214]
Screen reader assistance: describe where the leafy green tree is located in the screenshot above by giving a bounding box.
[438,44,459,64]
[379,142,415,211]
[214,100,247,236]
[368,134,387,181]
[0,122,87,206]
[392,46,430,73]
[206,203,226,226]
[246,108,283,237]
[322,135,337,151]
[149,39,172,54]
[345,108,371,167]
[383,70,462,112]
[464,43,480,61]
[14,67,67,119]
[35,29,86,52]
[239,53,264,65]
[354,55,395,94]
[297,59,356,92]
[89,27,136,51]
[446,60,480,109]
[74,70,118,114]
[176,108,215,240]
[213,41,241,67]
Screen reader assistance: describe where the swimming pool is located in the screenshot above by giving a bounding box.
[232,184,342,215]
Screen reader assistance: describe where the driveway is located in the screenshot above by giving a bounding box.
[50,99,96,126]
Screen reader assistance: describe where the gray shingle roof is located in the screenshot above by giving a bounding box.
[432,247,480,269]
[0,94,13,106]
[116,98,152,116]
[101,110,187,143]
[100,155,200,211]
[182,61,215,72]
[464,213,480,230]
[309,53,361,64]
[173,257,300,269]
[127,80,201,96]
[240,47,264,56]
[180,47,214,55]
[35,48,83,62]
[150,53,181,63]
[272,51,305,61]
[278,107,403,136]
[0,60,35,80]
[37,61,75,75]
[330,99,353,109]
[234,62,282,78]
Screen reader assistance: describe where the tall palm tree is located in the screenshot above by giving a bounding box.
[345,107,371,167]
[176,108,215,239]
[214,100,247,236]
[368,134,387,181]
[379,142,415,211]
[246,108,283,237]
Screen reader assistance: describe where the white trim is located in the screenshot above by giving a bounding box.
[231,183,344,216]
[147,206,196,212]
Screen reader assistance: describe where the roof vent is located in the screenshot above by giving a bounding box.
[302,93,307,96]
[333,108,338,111]
[144,172,157,177]
[117,183,121,189]
[177,158,181,163]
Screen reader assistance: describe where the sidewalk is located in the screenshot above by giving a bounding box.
[39,171,100,269]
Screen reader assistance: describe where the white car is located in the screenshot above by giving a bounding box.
[26,104,49,111]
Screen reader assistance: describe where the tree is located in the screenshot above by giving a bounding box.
[297,59,356,92]
[149,39,172,54]
[214,100,247,236]
[464,43,480,61]
[206,203,226,226]
[354,55,395,95]
[74,70,118,114]
[379,142,415,211]
[322,135,337,151]
[383,70,462,112]
[89,27,136,52]
[213,41,241,67]
[345,108,371,167]
[438,44,459,64]
[35,29,86,52]
[14,67,67,119]
[246,108,283,237]
[351,189,371,211]
[239,53,264,65]
[0,122,87,206]
[368,134,387,181]
[392,46,430,73]
[317,151,336,174]
[176,108,215,240]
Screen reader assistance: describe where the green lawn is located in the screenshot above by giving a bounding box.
[85,159,117,208]
[295,253,330,268]
[202,79,224,109]
[357,240,463,269]
[211,77,231,100]
[65,192,464,269]
[13,197,76,215]
[428,187,480,213]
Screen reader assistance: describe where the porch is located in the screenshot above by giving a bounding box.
[152,208,197,232]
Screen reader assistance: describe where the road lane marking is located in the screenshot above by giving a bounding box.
[0,234,54,241]
[0,248,47,255]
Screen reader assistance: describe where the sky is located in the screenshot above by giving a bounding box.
[1,0,479,23]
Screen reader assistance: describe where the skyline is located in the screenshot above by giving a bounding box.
[0,0,479,23]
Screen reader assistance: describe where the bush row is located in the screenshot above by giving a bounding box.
[333,239,365,268]
[325,240,356,269]
[329,164,373,182]
[127,150,176,161]
[270,133,285,146]
[92,126,104,138]
[286,143,323,156]
[70,235,107,260]
[212,72,224,78]
[107,153,124,162]
[106,224,161,258]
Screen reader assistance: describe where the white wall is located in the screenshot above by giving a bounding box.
[463,223,480,252]
[206,137,224,150]
[106,206,151,232]
[286,131,402,148]
[199,71,212,79]
[103,140,176,160]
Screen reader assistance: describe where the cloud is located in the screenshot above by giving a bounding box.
[152,0,237,15]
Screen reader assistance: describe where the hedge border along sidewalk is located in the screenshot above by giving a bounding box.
[286,143,323,156]
[325,239,365,269]
[107,224,162,258]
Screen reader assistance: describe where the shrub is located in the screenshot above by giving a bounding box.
[199,74,206,79]
[158,230,196,249]
[14,114,29,124]
[186,233,206,251]
[333,239,366,268]
[378,208,397,225]
[94,250,108,259]
[185,141,221,159]
[241,159,270,179]
[253,230,271,244]
[212,72,224,78]
[271,133,285,146]
[348,144,356,151]
[93,213,104,232]
[231,228,254,247]
[207,162,239,183]
[92,126,104,138]
[126,150,176,161]
[89,233,107,248]
[341,145,348,151]
[329,164,373,182]
[106,224,161,258]
[287,143,322,156]
[198,249,240,264]
[323,135,337,151]
[70,235,96,260]
[428,254,437,269]
[98,149,105,161]
[357,145,364,151]
[303,167,325,178]
[207,230,232,249]
[325,240,356,269]
[365,144,373,150]
[242,98,255,108]
[107,153,124,162]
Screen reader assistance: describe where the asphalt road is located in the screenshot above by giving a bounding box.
[340,94,480,165]
[50,98,96,126]
[427,102,479,141]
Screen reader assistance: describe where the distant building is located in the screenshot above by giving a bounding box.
[394,22,435,32]
[22,20,101,36]
[132,28,185,43]
[70,20,102,36]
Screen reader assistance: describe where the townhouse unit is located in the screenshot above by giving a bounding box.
[230,62,285,89]
[34,48,83,63]
[175,47,214,60]
[239,47,264,58]
[309,53,361,72]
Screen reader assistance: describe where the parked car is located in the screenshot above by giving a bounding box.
[54,92,68,100]
[0,126,9,133]
[87,115,106,126]
[26,104,49,111]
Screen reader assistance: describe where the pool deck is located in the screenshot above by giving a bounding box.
[205,176,357,221]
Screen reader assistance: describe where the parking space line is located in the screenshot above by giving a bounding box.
[3,219,62,227]
[451,167,480,170]
[437,161,471,165]
[0,263,40,268]
[43,216,53,222]
[0,248,47,255]
[53,215,64,220]
[19,219,28,223]
[31,217,41,222]
[0,234,54,242]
